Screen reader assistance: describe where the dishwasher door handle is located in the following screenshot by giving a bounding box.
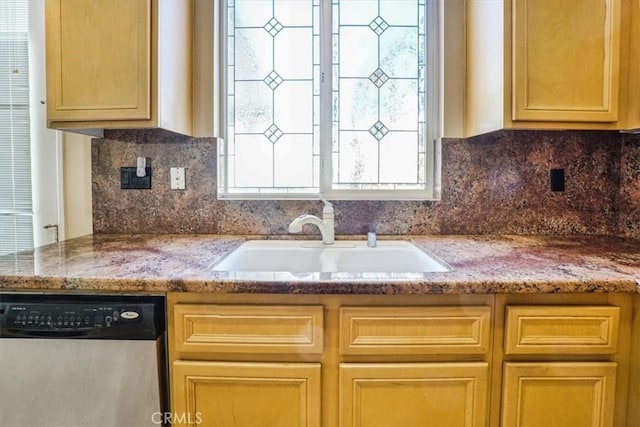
[2,329,93,339]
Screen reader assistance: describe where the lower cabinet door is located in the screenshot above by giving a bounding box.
[172,361,321,427]
[501,362,617,427]
[340,362,489,427]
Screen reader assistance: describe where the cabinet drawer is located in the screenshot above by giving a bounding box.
[504,305,620,355]
[340,306,491,355]
[173,304,323,354]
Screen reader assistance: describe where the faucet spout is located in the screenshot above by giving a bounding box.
[287,198,335,244]
[288,215,323,233]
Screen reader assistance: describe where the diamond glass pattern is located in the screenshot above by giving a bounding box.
[264,124,283,143]
[368,121,389,141]
[368,16,389,35]
[264,70,283,89]
[368,68,389,88]
[263,17,283,36]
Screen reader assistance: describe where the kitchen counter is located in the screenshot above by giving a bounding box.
[0,234,638,295]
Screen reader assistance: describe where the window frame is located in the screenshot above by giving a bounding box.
[216,0,441,201]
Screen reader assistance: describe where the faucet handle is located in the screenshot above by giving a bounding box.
[319,194,333,213]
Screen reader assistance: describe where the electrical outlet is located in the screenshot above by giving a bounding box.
[170,167,186,190]
[550,168,565,192]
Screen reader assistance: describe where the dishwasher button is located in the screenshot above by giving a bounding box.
[113,311,119,321]
[120,311,139,320]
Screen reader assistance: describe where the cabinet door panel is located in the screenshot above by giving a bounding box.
[173,304,324,355]
[340,306,491,355]
[340,363,489,427]
[172,361,321,427]
[512,0,621,122]
[46,0,151,121]
[504,305,620,355]
[502,362,617,427]
[628,0,640,129]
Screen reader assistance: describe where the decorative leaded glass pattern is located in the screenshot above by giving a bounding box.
[332,0,428,190]
[264,70,283,90]
[369,121,389,141]
[224,0,320,193]
[264,124,283,143]
[368,68,389,88]
[263,17,283,37]
[368,16,389,36]
[221,0,431,197]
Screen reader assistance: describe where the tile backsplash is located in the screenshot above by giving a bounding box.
[92,129,640,238]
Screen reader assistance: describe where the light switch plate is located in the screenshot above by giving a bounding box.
[120,167,151,189]
[170,167,185,190]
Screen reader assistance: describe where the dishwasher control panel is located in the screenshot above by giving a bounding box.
[0,295,164,340]
[4,303,141,328]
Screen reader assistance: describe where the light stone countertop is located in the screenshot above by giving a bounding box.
[0,234,639,295]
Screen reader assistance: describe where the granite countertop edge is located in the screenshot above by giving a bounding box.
[0,234,639,295]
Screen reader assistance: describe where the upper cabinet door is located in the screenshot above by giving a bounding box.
[46,0,151,122]
[512,0,621,122]
[627,0,640,129]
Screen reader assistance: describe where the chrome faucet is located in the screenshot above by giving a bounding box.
[288,197,335,245]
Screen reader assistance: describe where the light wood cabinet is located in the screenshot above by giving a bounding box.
[465,0,629,136]
[504,305,620,355]
[340,362,489,427]
[169,300,323,427]
[168,295,494,427]
[512,0,621,123]
[494,295,632,427]
[501,362,617,427]
[339,306,491,427]
[45,0,193,135]
[172,361,321,427]
[627,0,640,129]
[173,304,324,355]
[168,293,634,427]
[339,306,491,355]
[628,294,640,427]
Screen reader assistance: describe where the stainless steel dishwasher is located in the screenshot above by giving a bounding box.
[0,293,167,427]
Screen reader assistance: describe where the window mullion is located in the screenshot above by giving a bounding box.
[319,0,333,195]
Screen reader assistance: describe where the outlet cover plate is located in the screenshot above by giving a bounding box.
[170,167,186,190]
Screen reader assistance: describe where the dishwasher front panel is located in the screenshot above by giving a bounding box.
[0,338,164,427]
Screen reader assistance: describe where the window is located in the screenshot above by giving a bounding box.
[0,0,32,256]
[0,0,60,256]
[218,0,440,200]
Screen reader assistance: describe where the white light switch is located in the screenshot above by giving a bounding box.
[170,167,185,190]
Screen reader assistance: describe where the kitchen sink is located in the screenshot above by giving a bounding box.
[211,240,451,273]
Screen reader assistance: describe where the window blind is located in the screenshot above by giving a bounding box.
[0,0,33,256]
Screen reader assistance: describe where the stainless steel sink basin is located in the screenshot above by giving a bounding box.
[211,240,451,273]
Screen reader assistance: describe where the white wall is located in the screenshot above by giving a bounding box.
[29,0,63,247]
[62,132,93,239]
